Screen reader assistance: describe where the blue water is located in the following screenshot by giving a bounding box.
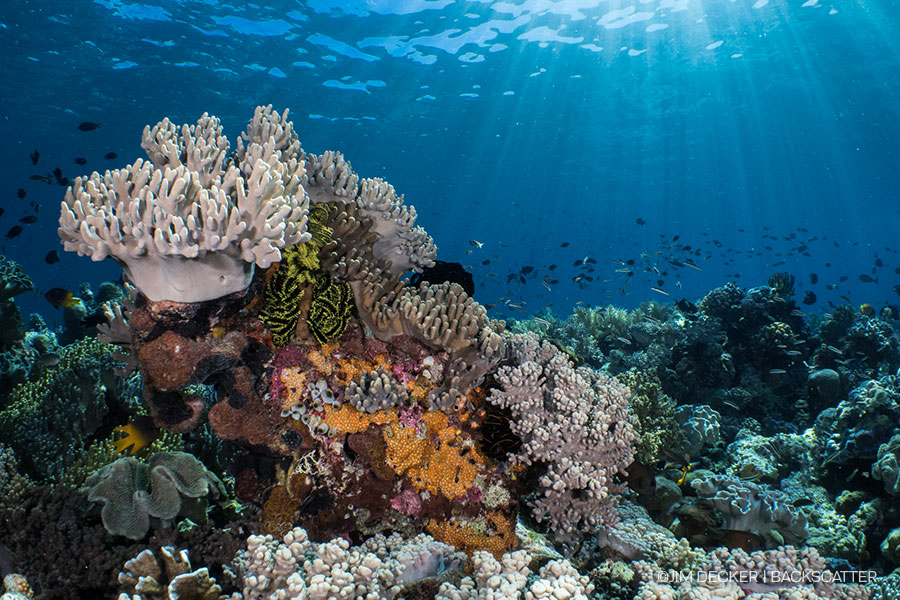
[2,0,899,324]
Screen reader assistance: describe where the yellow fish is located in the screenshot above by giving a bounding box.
[112,415,158,455]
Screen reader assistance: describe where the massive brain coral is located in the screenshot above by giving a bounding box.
[61,106,636,559]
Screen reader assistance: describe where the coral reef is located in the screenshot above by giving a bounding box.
[816,377,900,475]
[688,472,809,544]
[75,107,540,564]
[0,256,36,393]
[872,433,900,497]
[14,103,898,599]
[231,524,594,600]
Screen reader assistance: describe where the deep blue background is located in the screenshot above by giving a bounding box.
[1,0,898,324]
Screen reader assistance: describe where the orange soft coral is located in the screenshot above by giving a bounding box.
[261,484,300,538]
[323,404,488,501]
[321,404,396,434]
[426,512,516,559]
[279,367,309,410]
[386,411,487,501]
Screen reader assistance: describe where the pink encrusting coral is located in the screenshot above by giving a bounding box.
[390,488,424,517]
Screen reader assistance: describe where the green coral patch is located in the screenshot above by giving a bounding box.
[0,337,122,480]
[308,275,353,344]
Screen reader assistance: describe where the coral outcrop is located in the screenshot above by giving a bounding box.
[72,106,632,564]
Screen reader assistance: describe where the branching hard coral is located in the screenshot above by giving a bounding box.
[59,108,311,303]
[234,526,465,600]
[618,368,685,466]
[435,549,594,600]
[597,501,704,570]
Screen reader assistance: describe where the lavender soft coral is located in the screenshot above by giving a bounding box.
[487,332,637,534]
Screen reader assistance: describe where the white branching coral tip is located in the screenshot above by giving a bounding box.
[58,107,311,303]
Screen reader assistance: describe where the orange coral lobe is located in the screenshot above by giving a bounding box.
[426,512,516,560]
[321,404,395,435]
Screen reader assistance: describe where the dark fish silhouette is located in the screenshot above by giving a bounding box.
[625,460,656,496]
[19,216,37,224]
[45,250,60,264]
[858,274,876,283]
[104,152,118,160]
[560,242,569,247]
[675,298,697,314]
[16,188,26,199]
[29,150,40,164]
[5,226,22,239]
[636,217,646,226]
[37,352,61,367]
[30,174,51,183]
[809,273,818,284]
[802,291,816,305]
[74,157,87,165]
[52,167,68,186]
[78,121,101,131]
